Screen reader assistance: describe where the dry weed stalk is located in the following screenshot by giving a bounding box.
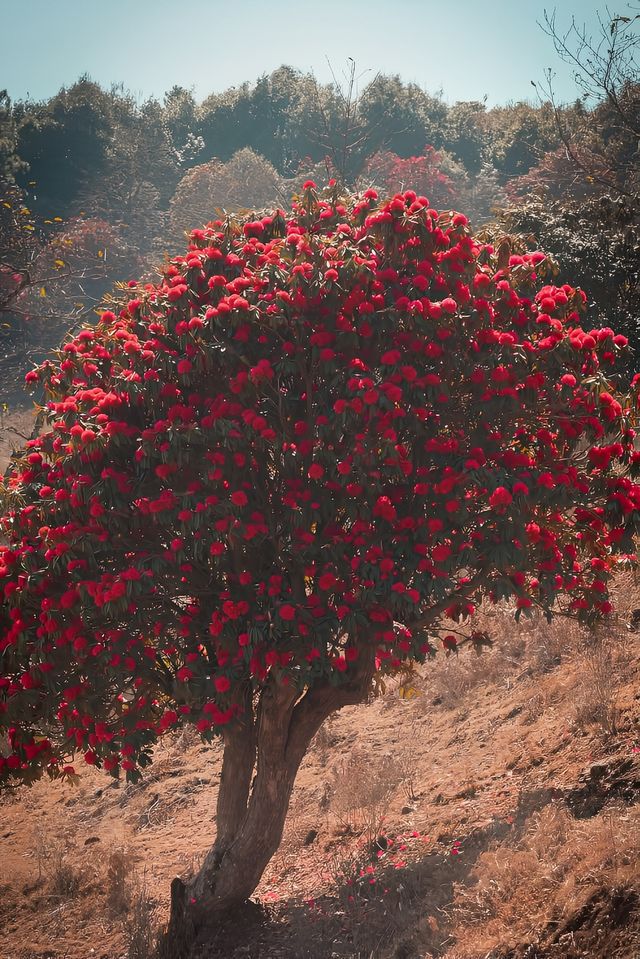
[49,844,84,900]
[330,749,403,843]
[28,836,85,899]
[574,635,621,736]
[124,877,157,959]
[106,847,134,916]
[101,849,159,959]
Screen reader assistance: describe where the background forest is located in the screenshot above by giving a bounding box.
[1,11,639,406]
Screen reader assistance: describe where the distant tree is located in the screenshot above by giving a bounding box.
[310,64,381,184]
[15,77,113,214]
[163,86,203,167]
[0,91,26,184]
[167,148,284,245]
[14,81,184,249]
[483,101,561,180]
[198,82,263,166]
[80,93,180,255]
[358,74,448,158]
[242,68,323,173]
[361,146,458,209]
[1,186,638,947]
[538,7,640,197]
[444,100,488,175]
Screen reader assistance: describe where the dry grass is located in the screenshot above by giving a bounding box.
[417,610,554,710]
[49,849,84,900]
[124,879,158,959]
[573,638,621,736]
[407,606,596,720]
[28,836,86,900]
[571,624,635,737]
[105,847,161,959]
[329,748,404,842]
[447,802,640,957]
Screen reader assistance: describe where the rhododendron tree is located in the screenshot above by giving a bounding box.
[1,182,639,933]
[362,147,459,212]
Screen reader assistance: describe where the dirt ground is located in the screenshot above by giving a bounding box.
[0,406,639,959]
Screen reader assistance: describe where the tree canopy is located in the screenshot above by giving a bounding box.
[1,183,638,792]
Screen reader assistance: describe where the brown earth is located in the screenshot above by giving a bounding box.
[0,407,639,959]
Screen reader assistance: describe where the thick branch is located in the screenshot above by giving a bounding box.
[285,642,376,766]
[407,568,488,633]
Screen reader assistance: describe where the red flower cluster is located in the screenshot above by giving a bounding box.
[363,147,457,211]
[0,182,638,784]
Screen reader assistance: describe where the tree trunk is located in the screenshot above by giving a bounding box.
[164,661,373,954]
[202,690,256,863]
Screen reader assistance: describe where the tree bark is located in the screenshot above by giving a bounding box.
[164,692,257,954]
[201,688,256,864]
[164,655,374,954]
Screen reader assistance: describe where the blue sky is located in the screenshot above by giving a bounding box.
[3,0,614,106]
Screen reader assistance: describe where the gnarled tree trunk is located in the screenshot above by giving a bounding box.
[164,663,373,954]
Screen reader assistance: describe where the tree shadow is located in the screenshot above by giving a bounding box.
[188,809,528,959]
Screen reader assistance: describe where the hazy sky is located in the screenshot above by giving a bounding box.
[2,0,615,107]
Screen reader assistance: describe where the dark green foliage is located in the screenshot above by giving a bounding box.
[16,78,113,212]
[501,196,640,353]
[357,75,449,159]
[483,101,562,180]
[443,101,488,175]
[0,91,26,184]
